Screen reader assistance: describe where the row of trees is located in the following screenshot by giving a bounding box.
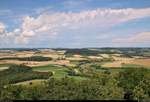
[0,56,52,61]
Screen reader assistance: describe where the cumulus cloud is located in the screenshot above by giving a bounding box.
[0,29,19,47]
[0,21,21,47]
[113,32,150,43]
[15,7,150,44]
[1,7,150,46]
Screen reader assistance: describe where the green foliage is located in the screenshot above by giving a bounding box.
[118,68,149,90]
[0,56,52,61]
[32,65,69,79]
[68,69,81,76]
[65,49,101,56]
[9,64,32,73]
[133,73,150,100]
[0,73,124,100]
[19,56,52,61]
[118,68,149,99]
[25,76,124,100]
[0,64,150,100]
[0,64,50,84]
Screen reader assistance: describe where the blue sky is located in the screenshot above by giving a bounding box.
[0,0,150,48]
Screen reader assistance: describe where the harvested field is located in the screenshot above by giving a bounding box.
[88,56,103,59]
[130,59,150,67]
[66,57,87,61]
[102,56,150,68]
[73,54,83,58]
[99,54,110,58]
[112,56,133,61]
[0,60,75,67]
[111,54,122,57]
[102,61,124,67]
[15,51,35,57]
[102,56,133,68]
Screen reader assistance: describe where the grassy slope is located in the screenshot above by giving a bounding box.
[0,64,13,67]
[32,64,89,80]
[122,64,149,68]
[32,64,69,79]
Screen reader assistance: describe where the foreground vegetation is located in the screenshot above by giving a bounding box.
[0,64,150,100]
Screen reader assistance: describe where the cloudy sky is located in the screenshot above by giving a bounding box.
[0,0,150,48]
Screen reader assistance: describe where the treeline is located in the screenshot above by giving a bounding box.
[65,49,101,56]
[0,64,50,84]
[65,48,150,57]
[0,56,52,61]
[0,66,150,100]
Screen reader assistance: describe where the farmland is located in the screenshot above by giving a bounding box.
[0,48,150,100]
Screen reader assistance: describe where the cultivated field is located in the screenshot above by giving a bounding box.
[102,55,150,68]
[0,48,150,84]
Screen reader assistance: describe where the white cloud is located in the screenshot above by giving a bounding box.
[16,8,150,44]
[0,22,20,46]
[1,8,150,45]
[113,32,150,43]
[0,30,18,46]
[14,29,21,33]
[0,22,6,34]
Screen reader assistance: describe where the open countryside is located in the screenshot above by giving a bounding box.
[0,0,150,101]
[0,48,150,100]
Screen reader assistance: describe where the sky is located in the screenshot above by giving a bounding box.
[0,0,150,48]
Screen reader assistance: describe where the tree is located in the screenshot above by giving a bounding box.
[118,68,149,100]
[133,73,150,100]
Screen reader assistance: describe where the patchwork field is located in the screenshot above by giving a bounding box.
[0,48,150,84]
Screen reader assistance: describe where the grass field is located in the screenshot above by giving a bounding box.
[0,64,12,71]
[122,64,145,68]
[32,64,70,79]
[0,67,9,71]
[13,79,46,86]
[0,64,12,67]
